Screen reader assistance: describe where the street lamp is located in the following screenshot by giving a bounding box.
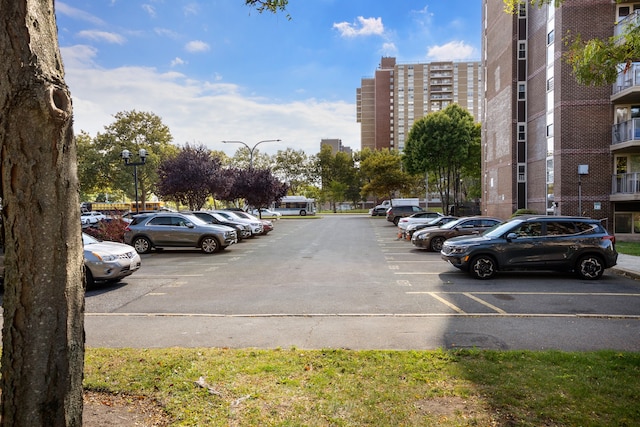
[121,148,147,213]
[222,139,280,168]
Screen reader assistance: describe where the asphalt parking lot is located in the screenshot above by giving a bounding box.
[77,214,640,351]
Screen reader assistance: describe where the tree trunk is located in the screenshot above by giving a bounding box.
[0,1,85,426]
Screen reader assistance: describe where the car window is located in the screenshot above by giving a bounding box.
[512,221,543,237]
[481,219,501,228]
[546,221,577,236]
[148,216,173,226]
[575,221,601,235]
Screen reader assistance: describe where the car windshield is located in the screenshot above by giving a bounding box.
[181,213,207,225]
[439,218,469,230]
[82,233,99,245]
[482,219,524,238]
[210,212,228,222]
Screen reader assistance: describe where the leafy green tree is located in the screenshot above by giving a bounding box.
[403,104,478,213]
[157,144,223,210]
[504,0,634,85]
[314,145,361,211]
[272,148,311,195]
[359,148,413,202]
[92,110,178,210]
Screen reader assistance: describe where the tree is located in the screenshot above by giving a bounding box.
[313,145,361,211]
[92,110,178,209]
[0,1,288,425]
[237,168,289,213]
[504,0,636,86]
[403,104,478,213]
[0,1,85,425]
[157,144,223,210]
[272,148,311,195]
[359,148,413,202]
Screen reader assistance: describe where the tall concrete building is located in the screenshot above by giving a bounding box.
[357,57,482,152]
[482,0,637,235]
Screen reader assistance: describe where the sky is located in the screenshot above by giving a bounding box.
[55,0,481,157]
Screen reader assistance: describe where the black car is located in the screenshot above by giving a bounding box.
[183,211,252,241]
[441,216,618,280]
[385,205,423,225]
[370,206,388,216]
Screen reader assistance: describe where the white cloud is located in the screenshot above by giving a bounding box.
[77,30,126,45]
[379,42,397,56]
[185,40,210,53]
[61,45,359,156]
[171,57,186,67]
[142,4,156,18]
[57,2,106,26]
[333,17,385,38]
[426,41,477,61]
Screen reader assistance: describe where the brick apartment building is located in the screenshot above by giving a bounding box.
[357,57,482,152]
[482,0,640,239]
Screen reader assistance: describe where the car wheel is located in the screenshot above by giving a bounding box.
[300,210,307,216]
[393,217,400,226]
[430,236,445,252]
[470,255,497,280]
[576,255,604,280]
[84,268,95,288]
[132,236,152,254]
[200,236,220,254]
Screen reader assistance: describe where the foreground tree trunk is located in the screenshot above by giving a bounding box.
[0,1,85,425]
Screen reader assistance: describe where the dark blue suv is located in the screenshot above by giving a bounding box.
[441,216,618,280]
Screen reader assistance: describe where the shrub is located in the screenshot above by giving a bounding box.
[511,209,538,217]
[83,218,128,243]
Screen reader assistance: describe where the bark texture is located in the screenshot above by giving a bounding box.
[0,1,85,426]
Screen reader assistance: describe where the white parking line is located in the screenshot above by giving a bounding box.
[426,292,465,314]
[463,292,507,314]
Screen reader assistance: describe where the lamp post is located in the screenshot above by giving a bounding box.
[222,139,280,168]
[121,148,147,213]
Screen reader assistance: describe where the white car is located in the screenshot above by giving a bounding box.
[81,211,107,225]
[250,208,282,219]
[83,233,141,286]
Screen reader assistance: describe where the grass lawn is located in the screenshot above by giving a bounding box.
[617,241,640,256]
[84,348,640,426]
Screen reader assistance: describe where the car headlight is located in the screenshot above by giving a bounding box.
[445,245,468,254]
[417,233,430,240]
[92,251,117,262]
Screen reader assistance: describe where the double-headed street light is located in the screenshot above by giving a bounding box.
[121,148,147,213]
[222,139,281,168]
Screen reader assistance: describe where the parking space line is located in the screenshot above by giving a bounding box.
[427,292,466,314]
[463,292,507,314]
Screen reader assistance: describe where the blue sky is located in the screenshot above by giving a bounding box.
[55,0,481,156]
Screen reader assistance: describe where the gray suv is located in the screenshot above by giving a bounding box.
[441,216,618,280]
[124,212,237,254]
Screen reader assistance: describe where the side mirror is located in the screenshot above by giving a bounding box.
[185,222,195,228]
[506,232,518,241]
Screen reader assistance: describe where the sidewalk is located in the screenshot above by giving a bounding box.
[611,253,640,280]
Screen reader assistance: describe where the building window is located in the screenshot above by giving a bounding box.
[546,124,554,137]
[518,83,526,100]
[518,41,527,59]
[547,30,554,45]
[546,77,554,91]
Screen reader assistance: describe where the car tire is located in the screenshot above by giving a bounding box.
[430,236,445,252]
[576,255,604,280]
[470,255,497,280]
[132,236,152,254]
[300,210,307,216]
[393,217,400,226]
[85,269,95,288]
[200,236,220,254]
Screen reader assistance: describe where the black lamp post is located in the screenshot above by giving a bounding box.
[222,139,280,168]
[121,148,147,213]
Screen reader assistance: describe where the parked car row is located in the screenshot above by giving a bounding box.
[123,210,274,255]
[392,213,618,280]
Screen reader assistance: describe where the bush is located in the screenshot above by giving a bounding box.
[83,218,128,243]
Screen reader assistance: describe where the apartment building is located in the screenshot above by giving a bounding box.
[357,57,482,152]
[482,0,640,239]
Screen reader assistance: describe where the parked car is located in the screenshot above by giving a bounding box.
[411,216,503,252]
[81,211,106,226]
[403,216,459,240]
[183,211,252,241]
[386,205,424,225]
[123,212,237,254]
[396,211,444,237]
[83,233,141,286]
[250,208,282,219]
[232,211,274,235]
[369,206,389,216]
[441,216,618,280]
[212,210,263,236]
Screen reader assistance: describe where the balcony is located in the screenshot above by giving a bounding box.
[611,172,640,201]
[614,10,640,39]
[612,118,640,152]
[612,62,640,103]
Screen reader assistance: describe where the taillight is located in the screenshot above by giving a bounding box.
[602,235,615,245]
[124,226,131,232]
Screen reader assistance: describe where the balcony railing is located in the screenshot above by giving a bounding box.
[612,118,640,144]
[615,10,640,38]
[612,172,640,194]
[613,62,640,95]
